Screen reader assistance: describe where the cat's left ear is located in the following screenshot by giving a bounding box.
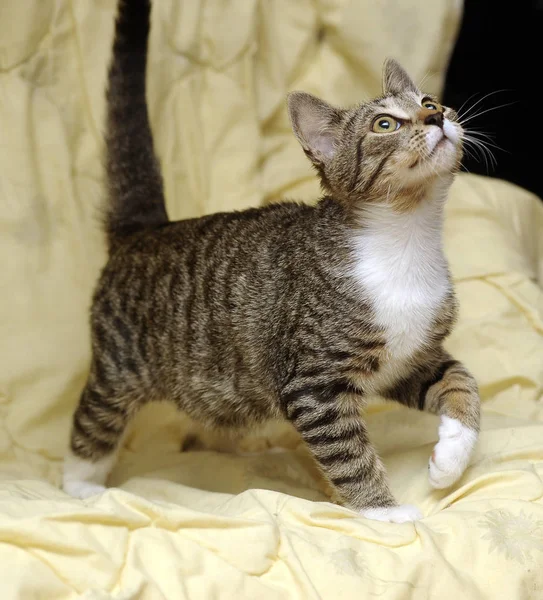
[287,92,343,165]
[382,58,419,95]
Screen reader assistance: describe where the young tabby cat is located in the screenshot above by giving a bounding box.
[63,0,481,523]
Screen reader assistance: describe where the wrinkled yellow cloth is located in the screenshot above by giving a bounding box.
[0,1,542,598]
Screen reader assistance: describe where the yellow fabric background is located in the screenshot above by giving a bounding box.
[0,0,542,598]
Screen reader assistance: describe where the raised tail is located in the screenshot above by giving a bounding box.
[104,0,168,249]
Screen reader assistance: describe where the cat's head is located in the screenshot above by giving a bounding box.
[287,59,463,210]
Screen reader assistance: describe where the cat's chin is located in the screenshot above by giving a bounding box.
[396,157,457,187]
[418,142,460,180]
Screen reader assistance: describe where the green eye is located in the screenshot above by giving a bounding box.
[422,99,442,111]
[372,115,401,133]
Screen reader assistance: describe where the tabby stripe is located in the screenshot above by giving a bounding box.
[116,268,134,315]
[231,346,243,398]
[438,386,472,397]
[200,226,223,307]
[91,358,108,387]
[343,111,358,133]
[293,368,330,383]
[113,315,133,345]
[77,408,123,438]
[93,323,108,350]
[283,378,363,409]
[367,355,380,372]
[283,382,335,409]
[331,473,363,487]
[86,385,129,418]
[281,385,326,413]
[348,136,365,192]
[314,341,382,374]
[123,356,139,375]
[328,380,363,398]
[417,360,459,410]
[289,370,355,392]
[436,386,473,411]
[287,403,313,422]
[314,162,333,191]
[80,403,125,435]
[346,338,385,352]
[303,422,361,446]
[93,325,123,371]
[155,270,173,332]
[295,409,341,433]
[307,262,354,303]
[168,269,181,304]
[72,416,117,451]
[71,435,116,458]
[351,355,380,374]
[85,387,107,407]
[183,251,197,361]
[136,326,149,364]
[299,348,354,363]
[359,148,395,196]
[102,345,124,374]
[101,297,114,319]
[128,273,146,319]
[318,448,359,466]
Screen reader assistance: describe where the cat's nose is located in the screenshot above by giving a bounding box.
[423,111,443,128]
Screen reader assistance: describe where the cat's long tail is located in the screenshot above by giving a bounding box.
[104,0,168,250]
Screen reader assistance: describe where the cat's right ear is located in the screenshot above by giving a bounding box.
[287,92,343,165]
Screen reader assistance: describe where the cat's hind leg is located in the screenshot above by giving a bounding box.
[63,378,140,499]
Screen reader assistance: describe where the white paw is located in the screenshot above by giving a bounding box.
[63,451,115,499]
[428,416,477,489]
[64,481,107,499]
[360,504,422,523]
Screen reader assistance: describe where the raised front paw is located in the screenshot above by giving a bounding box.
[360,504,422,523]
[428,416,478,489]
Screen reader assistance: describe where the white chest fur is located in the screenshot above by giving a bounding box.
[352,195,450,364]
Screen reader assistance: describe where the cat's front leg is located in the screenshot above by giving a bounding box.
[422,358,480,489]
[281,382,422,523]
[384,352,481,489]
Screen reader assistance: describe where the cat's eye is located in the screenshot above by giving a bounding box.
[372,115,401,133]
[422,99,442,111]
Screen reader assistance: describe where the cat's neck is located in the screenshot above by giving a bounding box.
[348,181,452,360]
[353,181,448,261]
[349,181,450,291]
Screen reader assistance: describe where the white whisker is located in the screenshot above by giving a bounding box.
[466,129,510,154]
[455,92,483,119]
[463,140,496,169]
[457,89,512,121]
[458,101,517,126]
[462,135,498,172]
[417,71,431,90]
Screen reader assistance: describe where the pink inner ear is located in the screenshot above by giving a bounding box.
[311,130,336,159]
[288,91,340,161]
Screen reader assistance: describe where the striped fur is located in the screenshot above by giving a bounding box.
[63,0,481,520]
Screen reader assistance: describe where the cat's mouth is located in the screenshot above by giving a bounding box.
[409,133,453,170]
[430,133,451,156]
